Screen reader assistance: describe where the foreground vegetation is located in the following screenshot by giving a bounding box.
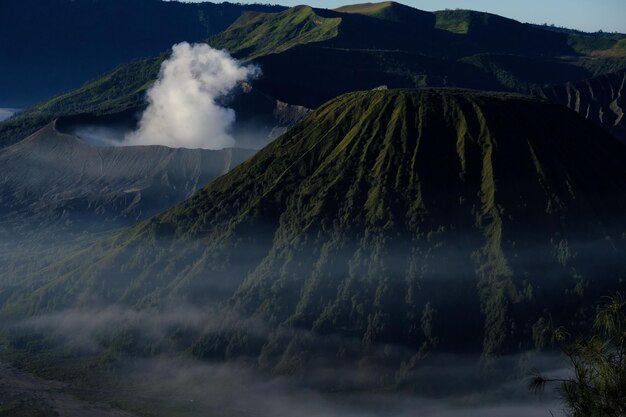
[531,294,626,417]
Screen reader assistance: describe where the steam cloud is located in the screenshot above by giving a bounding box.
[124,42,259,149]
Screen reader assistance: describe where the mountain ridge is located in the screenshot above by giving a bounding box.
[4,2,626,147]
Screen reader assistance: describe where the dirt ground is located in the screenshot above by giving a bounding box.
[0,362,139,417]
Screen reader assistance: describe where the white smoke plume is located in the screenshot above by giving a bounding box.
[124,42,259,149]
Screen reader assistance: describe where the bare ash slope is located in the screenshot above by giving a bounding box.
[0,121,256,236]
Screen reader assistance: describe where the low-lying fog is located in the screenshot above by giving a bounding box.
[0,108,19,122]
[105,356,566,417]
[12,307,569,417]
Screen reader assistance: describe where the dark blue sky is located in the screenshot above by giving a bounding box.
[192,0,626,33]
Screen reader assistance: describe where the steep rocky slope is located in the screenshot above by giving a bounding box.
[539,69,626,143]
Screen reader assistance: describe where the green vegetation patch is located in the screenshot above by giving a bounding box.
[335,2,394,15]
[434,9,472,34]
[209,6,341,60]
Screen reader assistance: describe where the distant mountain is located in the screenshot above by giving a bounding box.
[212,5,342,60]
[539,69,626,143]
[4,1,625,149]
[5,90,625,373]
[217,5,626,108]
[0,0,283,107]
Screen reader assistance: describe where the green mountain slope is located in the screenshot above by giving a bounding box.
[459,53,590,91]
[219,2,571,59]
[531,24,626,54]
[335,1,435,26]
[211,6,341,60]
[432,9,568,56]
[4,90,626,371]
[335,1,398,15]
[209,2,623,107]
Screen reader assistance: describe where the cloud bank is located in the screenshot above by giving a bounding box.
[124,42,259,149]
[0,108,17,122]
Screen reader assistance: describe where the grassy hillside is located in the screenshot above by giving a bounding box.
[210,6,341,60]
[335,1,435,26]
[439,10,626,55]
[35,58,162,115]
[4,90,626,373]
[531,24,626,54]
[435,9,488,34]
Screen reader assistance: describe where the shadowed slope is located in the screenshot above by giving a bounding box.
[539,69,626,143]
